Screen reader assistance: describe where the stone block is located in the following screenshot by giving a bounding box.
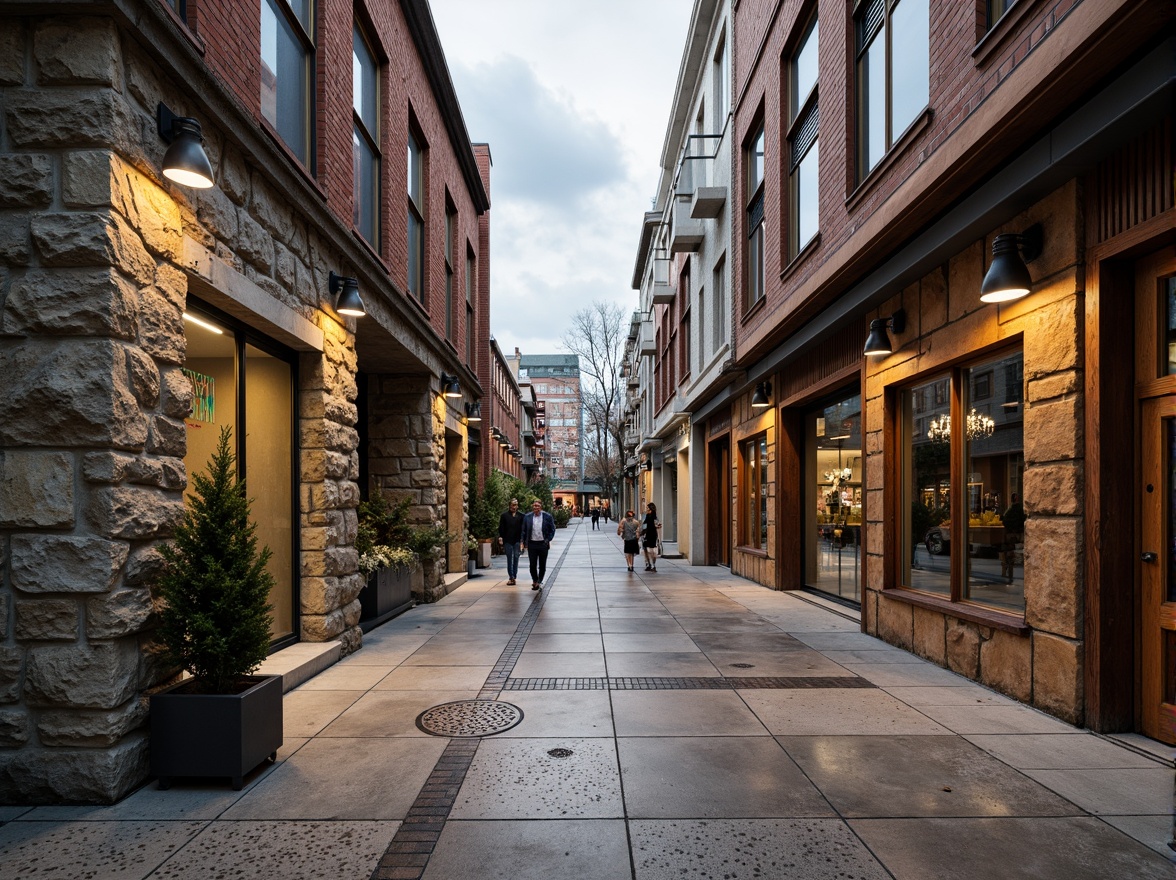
[300,577,344,615]
[0,734,149,804]
[249,176,294,242]
[160,367,195,418]
[1022,464,1081,516]
[340,573,366,607]
[133,288,185,365]
[32,211,155,287]
[195,184,239,243]
[912,605,946,664]
[0,20,23,85]
[86,485,183,540]
[219,145,250,205]
[1024,517,1083,638]
[1025,298,1081,379]
[979,629,1032,701]
[343,598,361,628]
[1032,631,1083,725]
[5,88,138,152]
[946,618,980,678]
[0,339,148,448]
[301,610,346,641]
[236,210,273,272]
[1028,370,1080,402]
[0,451,74,528]
[87,588,154,639]
[11,535,127,594]
[0,154,53,208]
[123,545,165,587]
[0,648,23,703]
[2,267,138,338]
[15,599,79,641]
[147,415,186,456]
[62,149,116,208]
[1024,395,1082,464]
[876,595,914,651]
[0,212,32,265]
[115,166,182,261]
[34,18,120,86]
[38,699,148,748]
[125,346,161,408]
[25,641,139,709]
[0,710,30,747]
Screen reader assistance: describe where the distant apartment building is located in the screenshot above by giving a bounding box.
[518,354,581,484]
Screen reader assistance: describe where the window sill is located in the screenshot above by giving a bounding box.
[881,587,1030,635]
[350,228,390,276]
[158,0,206,55]
[737,545,769,559]
[740,294,767,326]
[779,233,821,284]
[973,0,1045,68]
[258,117,326,202]
[845,108,933,215]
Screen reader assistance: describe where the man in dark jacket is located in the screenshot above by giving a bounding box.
[497,498,525,586]
[521,499,556,590]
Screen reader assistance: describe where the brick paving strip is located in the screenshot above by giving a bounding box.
[369,527,577,880]
[502,675,875,690]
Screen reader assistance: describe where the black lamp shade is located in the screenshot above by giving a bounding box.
[158,106,214,189]
[980,229,1039,303]
[336,278,365,317]
[863,319,894,356]
[465,401,482,422]
[441,373,462,398]
[750,382,771,409]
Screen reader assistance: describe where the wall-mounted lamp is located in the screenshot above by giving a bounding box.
[863,309,907,356]
[980,224,1043,303]
[328,271,366,317]
[157,103,215,188]
[439,372,462,398]
[465,401,482,422]
[750,381,772,409]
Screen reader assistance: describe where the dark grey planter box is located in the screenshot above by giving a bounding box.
[150,674,283,791]
[360,566,413,621]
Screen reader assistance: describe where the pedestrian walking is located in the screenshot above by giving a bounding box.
[617,509,641,572]
[591,506,600,530]
[497,498,525,586]
[521,499,556,590]
[641,502,661,572]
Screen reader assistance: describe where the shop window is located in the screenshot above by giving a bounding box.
[182,305,299,644]
[352,23,380,247]
[805,391,862,603]
[407,128,426,302]
[902,350,1025,613]
[261,0,315,169]
[855,0,928,180]
[745,124,765,309]
[741,434,769,550]
[788,13,819,256]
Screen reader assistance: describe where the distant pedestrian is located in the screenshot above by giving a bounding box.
[618,509,641,572]
[591,506,600,530]
[521,499,556,591]
[642,502,661,572]
[497,498,525,586]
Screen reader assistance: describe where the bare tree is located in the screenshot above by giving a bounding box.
[562,301,627,505]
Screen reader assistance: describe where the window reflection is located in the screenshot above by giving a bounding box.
[806,392,862,603]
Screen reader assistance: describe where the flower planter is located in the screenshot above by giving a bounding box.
[477,540,492,568]
[360,566,414,621]
[150,674,283,791]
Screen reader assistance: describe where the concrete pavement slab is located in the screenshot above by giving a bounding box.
[1019,767,1174,815]
[319,689,483,737]
[743,689,949,735]
[530,616,602,633]
[0,819,207,880]
[611,690,769,736]
[423,819,631,880]
[495,690,614,737]
[373,665,494,691]
[706,649,854,677]
[511,651,607,678]
[282,688,363,738]
[963,733,1164,769]
[605,651,722,677]
[911,703,1084,734]
[522,632,606,652]
[602,632,701,653]
[1101,815,1176,858]
[599,617,685,633]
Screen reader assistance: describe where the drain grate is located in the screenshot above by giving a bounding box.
[416,700,523,737]
[547,748,574,758]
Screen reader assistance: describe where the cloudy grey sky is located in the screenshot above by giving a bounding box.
[429,0,694,358]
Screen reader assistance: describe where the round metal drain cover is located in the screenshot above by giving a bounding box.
[416,700,523,737]
[730,662,755,669]
[547,748,574,758]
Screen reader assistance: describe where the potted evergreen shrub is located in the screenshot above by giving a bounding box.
[150,427,283,791]
[356,492,420,622]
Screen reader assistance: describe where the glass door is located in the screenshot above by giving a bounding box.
[805,391,862,603]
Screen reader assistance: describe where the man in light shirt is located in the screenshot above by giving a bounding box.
[521,499,556,591]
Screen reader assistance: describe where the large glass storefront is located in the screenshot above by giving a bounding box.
[182,302,298,644]
[805,391,862,603]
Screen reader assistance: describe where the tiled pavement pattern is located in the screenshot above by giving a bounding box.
[0,521,1172,879]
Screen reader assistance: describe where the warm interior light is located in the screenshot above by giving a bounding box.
[183,312,224,334]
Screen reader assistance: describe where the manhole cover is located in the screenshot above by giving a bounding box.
[730,663,755,669]
[547,748,574,758]
[416,700,523,737]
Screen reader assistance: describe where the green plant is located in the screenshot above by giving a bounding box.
[469,465,510,539]
[910,501,948,551]
[357,545,418,576]
[552,505,572,528]
[156,426,274,695]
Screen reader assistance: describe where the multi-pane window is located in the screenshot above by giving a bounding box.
[713,33,728,131]
[902,351,1025,613]
[261,0,314,168]
[789,14,819,256]
[742,435,769,550]
[352,24,379,246]
[855,0,929,179]
[444,205,456,341]
[713,257,726,352]
[987,0,1012,30]
[465,249,475,367]
[746,125,766,308]
[407,130,425,302]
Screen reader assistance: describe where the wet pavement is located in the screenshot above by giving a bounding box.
[2,521,1173,879]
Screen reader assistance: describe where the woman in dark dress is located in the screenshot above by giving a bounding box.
[641,503,661,572]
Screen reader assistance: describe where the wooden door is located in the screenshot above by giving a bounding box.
[708,437,731,566]
[1135,247,1176,744]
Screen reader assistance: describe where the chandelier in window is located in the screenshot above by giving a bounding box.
[927,408,995,443]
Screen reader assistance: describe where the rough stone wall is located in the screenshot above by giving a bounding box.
[862,181,1086,725]
[0,14,363,802]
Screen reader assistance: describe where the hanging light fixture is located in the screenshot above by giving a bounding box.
[927,408,995,443]
[863,309,906,356]
[439,372,462,398]
[328,271,366,317]
[465,401,482,422]
[157,103,215,188]
[750,381,772,409]
[980,224,1043,303]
